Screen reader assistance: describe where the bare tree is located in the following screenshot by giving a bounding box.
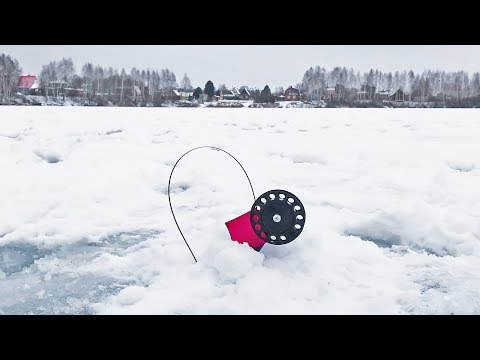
[40,61,59,100]
[180,73,192,90]
[81,63,94,102]
[93,65,104,97]
[57,58,75,100]
[120,68,126,103]
[407,70,415,100]
[273,86,284,95]
[472,73,480,98]
[160,68,177,89]
[0,53,22,100]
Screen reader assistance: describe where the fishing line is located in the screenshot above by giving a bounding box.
[167,146,256,263]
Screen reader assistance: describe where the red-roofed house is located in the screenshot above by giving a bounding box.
[17,75,39,95]
[284,86,300,101]
[238,87,252,100]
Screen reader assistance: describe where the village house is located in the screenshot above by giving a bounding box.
[357,84,376,100]
[45,80,68,96]
[323,84,346,101]
[216,87,250,101]
[389,89,407,102]
[17,75,40,95]
[376,89,392,101]
[231,87,241,98]
[216,89,237,100]
[238,87,251,100]
[284,86,300,101]
[376,89,407,102]
[152,88,194,103]
[160,88,180,102]
[65,87,84,98]
[173,89,194,101]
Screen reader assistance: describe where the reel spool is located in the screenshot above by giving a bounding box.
[249,189,305,246]
[225,189,305,251]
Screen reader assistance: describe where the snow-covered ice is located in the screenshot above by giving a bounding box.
[1,106,480,314]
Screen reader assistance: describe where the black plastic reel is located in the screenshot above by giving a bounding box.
[249,189,306,245]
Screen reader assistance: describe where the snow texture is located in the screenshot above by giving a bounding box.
[1,107,480,314]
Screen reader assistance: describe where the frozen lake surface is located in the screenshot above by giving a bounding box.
[1,107,480,314]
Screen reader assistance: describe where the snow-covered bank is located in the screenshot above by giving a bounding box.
[1,107,480,314]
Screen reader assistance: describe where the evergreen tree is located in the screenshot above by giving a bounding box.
[193,87,202,99]
[204,80,215,99]
[259,85,274,103]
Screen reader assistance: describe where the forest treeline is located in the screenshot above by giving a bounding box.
[1,52,480,107]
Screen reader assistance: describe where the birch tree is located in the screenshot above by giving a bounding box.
[0,53,21,100]
[180,73,192,90]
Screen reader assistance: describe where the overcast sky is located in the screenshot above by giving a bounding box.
[1,45,479,89]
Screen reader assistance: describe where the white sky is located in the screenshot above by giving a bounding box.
[1,45,479,89]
